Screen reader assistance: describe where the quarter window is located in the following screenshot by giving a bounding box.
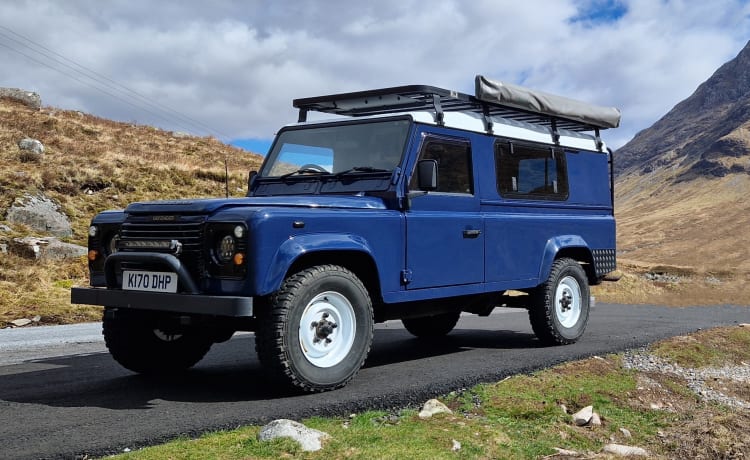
[496,141,568,200]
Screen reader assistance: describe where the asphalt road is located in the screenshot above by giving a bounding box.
[1,303,748,460]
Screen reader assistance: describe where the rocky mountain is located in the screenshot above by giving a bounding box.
[616,40,750,181]
[614,41,750,274]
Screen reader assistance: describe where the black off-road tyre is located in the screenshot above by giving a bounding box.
[103,309,213,373]
[529,258,590,345]
[255,265,374,392]
[402,311,461,338]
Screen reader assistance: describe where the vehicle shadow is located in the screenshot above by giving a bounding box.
[0,327,539,411]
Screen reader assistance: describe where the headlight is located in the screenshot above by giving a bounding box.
[216,235,236,263]
[105,233,120,255]
[88,225,98,237]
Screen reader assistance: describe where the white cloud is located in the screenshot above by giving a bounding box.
[0,0,748,149]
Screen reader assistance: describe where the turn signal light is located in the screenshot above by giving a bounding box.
[88,249,99,261]
[233,252,245,266]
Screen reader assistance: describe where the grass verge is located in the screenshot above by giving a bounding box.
[107,325,750,459]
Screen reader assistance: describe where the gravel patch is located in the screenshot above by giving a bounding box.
[622,348,750,409]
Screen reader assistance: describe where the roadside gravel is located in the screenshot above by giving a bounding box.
[622,348,750,409]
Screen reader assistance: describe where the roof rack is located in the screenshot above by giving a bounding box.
[293,75,620,135]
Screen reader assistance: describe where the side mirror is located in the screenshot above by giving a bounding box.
[417,159,438,191]
[247,171,258,196]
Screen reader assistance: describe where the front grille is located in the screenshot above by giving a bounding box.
[119,215,206,284]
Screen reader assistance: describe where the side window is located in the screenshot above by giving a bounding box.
[411,137,473,194]
[496,141,568,200]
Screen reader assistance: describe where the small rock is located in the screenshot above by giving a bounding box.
[451,439,461,452]
[258,419,330,452]
[18,138,44,155]
[10,318,32,327]
[553,447,581,456]
[739,323,750,328]
[418,399,453,419]
[0,224,11,232]
[572,405,593,426]
[619,427,632,438]
[32,315,41,323]
[560,404,568,414]
[602,443,649,457]
[590,412,602,426]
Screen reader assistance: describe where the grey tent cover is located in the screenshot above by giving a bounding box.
[475,75,621,129]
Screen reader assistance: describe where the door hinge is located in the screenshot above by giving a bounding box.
[401,269,413,285]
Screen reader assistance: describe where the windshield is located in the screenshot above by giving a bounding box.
[261,119,411,177]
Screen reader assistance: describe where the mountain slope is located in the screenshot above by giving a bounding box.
[616,40,750,180]
[614,41,750,274]
[0,96,263,325]
[0,96,263,242]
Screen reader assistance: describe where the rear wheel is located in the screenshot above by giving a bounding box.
[255,265,374,392]
[402,311,461,338]
[103,309,213,373]
[529,258,590,345]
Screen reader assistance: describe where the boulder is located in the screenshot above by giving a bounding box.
[602,443,649,457]
[418,399,453,419]
[572,405,594,426]
[0,87,41,110]
[257,419,330,452]
[6,194,73,237]
[17,138,44,163]
[18,138,44,155]
[9,237,86,261]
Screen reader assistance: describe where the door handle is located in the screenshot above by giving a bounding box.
[463,229,481,238]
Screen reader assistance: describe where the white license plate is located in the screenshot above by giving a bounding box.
[122,271,178,293]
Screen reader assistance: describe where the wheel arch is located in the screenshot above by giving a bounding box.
[538,236,597,285]
[261,233,382,302]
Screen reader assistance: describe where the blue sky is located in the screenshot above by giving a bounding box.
[1,0,749,155]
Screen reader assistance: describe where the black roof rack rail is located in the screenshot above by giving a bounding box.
[293,84,607,133]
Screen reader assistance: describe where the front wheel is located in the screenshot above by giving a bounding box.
[255,265,374,392]
[529,258,590,345]
[103,309,213,373]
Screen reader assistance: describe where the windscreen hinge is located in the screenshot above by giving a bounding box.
[400,269,413,285]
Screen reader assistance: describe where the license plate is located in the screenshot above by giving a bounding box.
[122,271,178,293]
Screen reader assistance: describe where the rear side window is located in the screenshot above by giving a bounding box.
[411,136,473,194]
[495,141,568,200]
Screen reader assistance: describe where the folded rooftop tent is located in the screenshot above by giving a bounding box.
[475,75,621,129]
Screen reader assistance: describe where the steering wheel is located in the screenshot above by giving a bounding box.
[299,164,328,173]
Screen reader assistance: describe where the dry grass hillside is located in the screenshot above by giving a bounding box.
[0,97,263,324]
[598,158,750,306]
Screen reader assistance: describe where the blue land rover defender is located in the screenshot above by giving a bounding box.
[72,76,619,392]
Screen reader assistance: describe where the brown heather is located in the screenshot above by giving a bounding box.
[0,97,263,325]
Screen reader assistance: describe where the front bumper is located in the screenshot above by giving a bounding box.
[71,287,254,317]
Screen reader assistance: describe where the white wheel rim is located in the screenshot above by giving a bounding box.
[298,291,356,368]
[555,276,582,329]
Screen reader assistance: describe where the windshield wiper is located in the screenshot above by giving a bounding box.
[279,167,329,180]
[333,166,390,178]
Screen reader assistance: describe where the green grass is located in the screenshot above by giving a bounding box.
[109,356,675,460]
[104,327,750,459]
